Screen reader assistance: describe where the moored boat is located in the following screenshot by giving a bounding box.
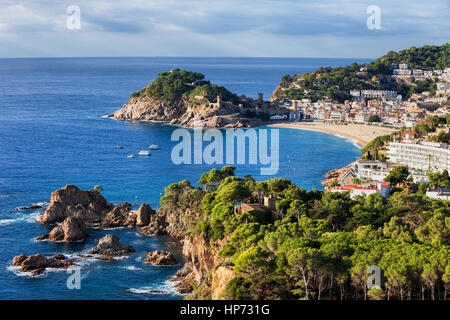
[138,150,151,156]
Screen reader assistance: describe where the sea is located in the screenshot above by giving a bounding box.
[0,57,365,299]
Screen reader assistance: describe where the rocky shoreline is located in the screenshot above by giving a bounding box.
[110,95,254,129]
[11,184,217,296]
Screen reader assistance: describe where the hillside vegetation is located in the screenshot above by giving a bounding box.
[130,69,238,102]
[160,166,450,300]
[273,43,449,103]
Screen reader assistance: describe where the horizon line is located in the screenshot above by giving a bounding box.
[0,56,374,61]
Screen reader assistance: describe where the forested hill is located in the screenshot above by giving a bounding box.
[160,166,450,300]
[111,69,252,128]
[372,44,450,71]
[130,69,238,103]
[271,43,449,103]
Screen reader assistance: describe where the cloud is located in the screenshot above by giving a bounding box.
[0,0,448,57]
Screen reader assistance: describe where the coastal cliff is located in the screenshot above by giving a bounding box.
[110,69,266,128]
[137,180,233,298]
[21,163,450,300]
[112,95,227,128]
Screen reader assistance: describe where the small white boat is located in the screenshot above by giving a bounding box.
[138,150,151,156]
[127,154,135,158]
[116,145,124,149]
[149,144,160,150]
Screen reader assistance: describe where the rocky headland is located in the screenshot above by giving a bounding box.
[39,184,113,225]
[110,69,283,128]
[38,185,157,231]
[14,183,234,298]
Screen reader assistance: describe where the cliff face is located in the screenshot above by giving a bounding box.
[111,91,244,128]
[112,96,186,122]
[140,203,235,298]
[180,235,235,300]
[140,205,200,239]
[211,266,236,300]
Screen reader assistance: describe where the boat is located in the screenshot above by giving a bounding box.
[138,150,151,156]
[149,144,160,150]
[127,154,135,158]
[116,145,124,149]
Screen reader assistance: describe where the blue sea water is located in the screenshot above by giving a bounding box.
[0,57,364,300]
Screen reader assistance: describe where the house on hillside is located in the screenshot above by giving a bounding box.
[234,203,267,216]
[331,181,391,198]
[426,187,450,200]
[263,195,282,212]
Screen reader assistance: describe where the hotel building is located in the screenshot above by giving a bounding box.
[387,140,450,172]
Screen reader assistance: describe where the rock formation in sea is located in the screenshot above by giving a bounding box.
[33,184,231,297]
[12,254,74,276]
[36,216,89,242]
[144,250,177,265]
[135,204,154,227]
[88,234,135,256]
[39,184,113,225]
[99,203,134,228]
[99,203,156,229]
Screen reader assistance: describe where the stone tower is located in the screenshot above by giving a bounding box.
[216,95,221,109]
[258,93,264,103]
[292,100,298,111]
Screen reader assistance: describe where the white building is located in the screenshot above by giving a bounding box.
[354,112,369,123]
[331,181,391,198]
[329,111,346,122]
[387,140,450,172]
[289,109,304,121]
[355,161,391,181]
[426,187,450,200]
[270,114,287,120]
[393,69,412,76]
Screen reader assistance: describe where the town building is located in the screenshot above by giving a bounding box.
[331,181,391,198]
[387,140,450,172]
[426,187,450,200]
[263,195,282,212]
[270,114,288,120]
[234,203,267,216]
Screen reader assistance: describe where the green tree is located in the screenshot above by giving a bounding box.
[384,166,410,186]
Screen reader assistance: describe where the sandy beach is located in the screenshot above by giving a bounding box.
[267,122,395,148]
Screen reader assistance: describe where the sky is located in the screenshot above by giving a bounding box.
[0,0,449,58]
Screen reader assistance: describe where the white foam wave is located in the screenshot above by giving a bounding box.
[32,202,49,207]
[1,211,41,226]
[121,265,143,271]
[15,211,42,223]
[127,280,181,295]
[7,265,48,278]
[92,226,126,231]
[127,280,184,296]
[0,219,15,226]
